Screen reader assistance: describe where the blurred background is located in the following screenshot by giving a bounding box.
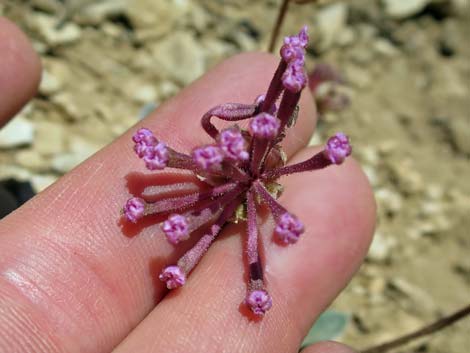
[0,0,469,351]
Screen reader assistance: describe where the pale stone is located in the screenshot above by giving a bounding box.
[0,117,34,148]
[30,13,81,45]
[316,3,348,50]
[15,150,47,171]
[31,174,58,192]
[382,0,431,19]
[151,32,206,85]
[34,121,65,155]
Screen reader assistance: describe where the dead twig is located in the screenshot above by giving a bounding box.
[361,304,470,353]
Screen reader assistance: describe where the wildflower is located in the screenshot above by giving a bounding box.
[123,197,145,223]
[122,26,352,316]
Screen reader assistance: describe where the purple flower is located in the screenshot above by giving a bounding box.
[281,26,308,63]
[246,290,272,315]
[159,265,186,289]
[284,25,309,48]
[218,128,249,162]
[282,61,307,93]
[162,214,189,245]
[123,27,352,316]
[132,128,156,145]
[275,212,304,244]
[324,133,352,165]
[192,145,224,170]
[249,113,280,139]
[123,197,145,223]
[280,44,305,63]
[143,142,169,170]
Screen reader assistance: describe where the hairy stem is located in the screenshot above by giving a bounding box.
[247,189,263,290]
[201,103,257,139]
[262,150,330,180]
[361,304,470,353]
[177,194,243,274]
[144,182,238,215]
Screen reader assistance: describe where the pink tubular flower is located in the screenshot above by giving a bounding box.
[324,132,352,165]
[123,27,353,316]
[143,142,169,170]
[192,145,224,170]
[123,197,145,223]
[280,44,305,63]
[284,25,309,48]
[162,214,189,245]
[159,265,186,289]
[280,26,308,63]
[249,113,280,139]
[282,61,307,93]
[275,212,304,244]
[218,128,249,161]
[246,290,272,315]
[133,128,156,145]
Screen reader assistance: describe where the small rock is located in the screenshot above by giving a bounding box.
[133,84,158,104]
[367,232,396,263]
[50,153,78,174]
[362,165,379,187]
[34,121,66,156]
[0,116,34,148]
[373,38,399,57]
[39,69,62,96]
[30,13,81,46]
[389,277,436,312]
[344,65,372,89]
[449,117,470,155]
[151,31,205,85]
[336,27,356,47]
[31,174,58,193]
[376,188,403,215]
[315,3,348,50]
[158,81,180,100]
[389,159,424,194]
[382,0,431,19]
[75,0,126,25]
[15,150,47,171]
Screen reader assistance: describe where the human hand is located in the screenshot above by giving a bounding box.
[0,17,375,353]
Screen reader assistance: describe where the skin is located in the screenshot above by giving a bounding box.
[0,17,374,353]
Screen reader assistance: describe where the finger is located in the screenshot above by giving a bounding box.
[0,17,41,127]
[301,341,357,353]
[112,147,376,353]
[0,52,315,353]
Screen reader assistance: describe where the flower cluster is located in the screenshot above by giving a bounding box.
[122,27,352,316]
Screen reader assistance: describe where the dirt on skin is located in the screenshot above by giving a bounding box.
[0,1,469,352]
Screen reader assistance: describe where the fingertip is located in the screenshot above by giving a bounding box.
[0,17,42,126]
[301,341,357,353]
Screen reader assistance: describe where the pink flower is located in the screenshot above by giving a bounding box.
[123,26,352,316]
[249,113,280,139]
[143,142,169,170]
[162,214,189,245]
[192,145,224,170]
[218,128,249,161]
[282,60,307,93]
[275,212,304,244]
[123,197,145,223]
[159,266,186,289]
[324,133,352,165]
[246,290,272,315]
